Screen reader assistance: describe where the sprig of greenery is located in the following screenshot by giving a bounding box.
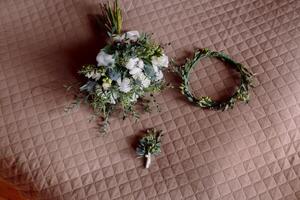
[178,48,254,111]
[100,0,122,35]
[136,129,163,168]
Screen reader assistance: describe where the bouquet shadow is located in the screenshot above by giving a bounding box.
[64,14,108,82]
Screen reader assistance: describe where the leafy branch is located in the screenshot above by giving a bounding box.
[100,0,122,36]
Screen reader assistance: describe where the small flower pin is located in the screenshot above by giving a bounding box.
[136,129,163,168]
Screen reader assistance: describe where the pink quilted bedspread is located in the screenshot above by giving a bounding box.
[1,0,300,199]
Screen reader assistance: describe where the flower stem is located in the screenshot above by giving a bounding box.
[145,153,151,169]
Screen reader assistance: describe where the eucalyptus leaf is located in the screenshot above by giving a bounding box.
[108,68,121,81]
[143,64,156,80]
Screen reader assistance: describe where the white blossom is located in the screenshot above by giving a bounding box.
[96,50,115,67]
[117,78,132,93]
[124,31,140,42]
[126,58,139,70]
[129,67,143,76]
[155,70,164,81]
[133,73,151,88]
[151,54,169,68]
[141,77,151,88]
[126,58,144,70]
[153,65,159,73]
[132,72,144,81]
[112,31,140,42]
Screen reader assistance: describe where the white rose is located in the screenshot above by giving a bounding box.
[126,58,144,70]
[155,70,164,81]
[96,50,115,67]
[129,67,143,76]
[153,65,159,73]
[117,78,132,93]
[124,31,140,42]
[132,72,145,81]
[126,58,139,70]
[133,73,151,88]
[152,54,169,68]
[141,77,151,88]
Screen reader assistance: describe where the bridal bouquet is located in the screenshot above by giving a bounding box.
[74,1,169,132]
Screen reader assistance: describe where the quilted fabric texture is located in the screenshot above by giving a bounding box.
[1,0,300,199]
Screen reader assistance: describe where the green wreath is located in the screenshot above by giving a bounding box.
[178,48,254,110]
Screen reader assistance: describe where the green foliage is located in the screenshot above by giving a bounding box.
[178,48,254,111]
[79,64,97,74]
[70,42,166,133]
[100,0,122,35]
[135,34,163,60]
[66,1,168,134]
[136,129,163,156]
[107,34,163,63]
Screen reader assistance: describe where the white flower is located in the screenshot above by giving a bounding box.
[126,58,144,70]
[141,77,151,88]
[155,70,164,81]
[96,50,115,67]
[151,54,169,68]
[117,78,132,93]
[132,72,145,81]
[153,65,159,73]
[113,31,140,42]
[129,67,143,76]
[126,58,139,70]
[124,31,140,42]
[133,73,151,88]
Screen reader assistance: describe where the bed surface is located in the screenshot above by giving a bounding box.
[1,0,300,199]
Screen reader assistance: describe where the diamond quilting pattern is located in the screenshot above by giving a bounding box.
[0,0,300,199]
